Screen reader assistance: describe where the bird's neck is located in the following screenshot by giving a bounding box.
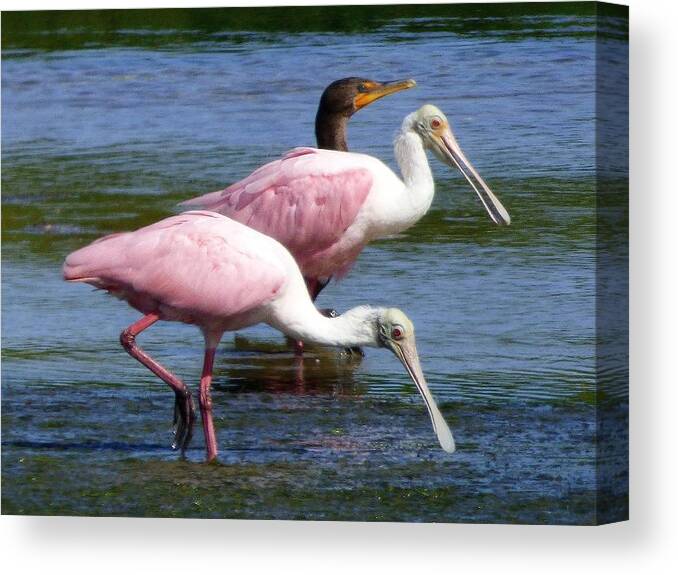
[393,130,435,211]
[394,130,434,190]
[270,299,381,349]
[315,109,349,151]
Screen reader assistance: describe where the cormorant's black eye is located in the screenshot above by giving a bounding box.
[357,83,368,93]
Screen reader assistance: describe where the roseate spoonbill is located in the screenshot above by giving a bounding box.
[181,104,510,303]
[315,77,417,151]
[63,210,455,462]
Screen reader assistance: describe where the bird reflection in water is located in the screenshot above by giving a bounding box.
[219,334,366,397]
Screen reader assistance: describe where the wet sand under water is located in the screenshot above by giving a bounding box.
[1,364,626,523]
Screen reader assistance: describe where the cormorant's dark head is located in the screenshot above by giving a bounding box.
[317,77,416,118]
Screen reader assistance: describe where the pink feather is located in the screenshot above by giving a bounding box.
[63,211,288,327]
[180,148,373,278]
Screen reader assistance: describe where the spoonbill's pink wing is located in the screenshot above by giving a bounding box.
[180,148,373,260]
[63,211,289,320]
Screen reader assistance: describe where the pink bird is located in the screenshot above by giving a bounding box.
[181,104,510,311]
[63,210,455,462]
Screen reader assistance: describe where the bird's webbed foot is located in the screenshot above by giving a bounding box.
[318,308,338,319]
[344,346,365,358]
[171,389,196,453]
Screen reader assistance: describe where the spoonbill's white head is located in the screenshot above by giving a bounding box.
[404,104,511,226]
[339,306,456,453]
[376,307,455,453]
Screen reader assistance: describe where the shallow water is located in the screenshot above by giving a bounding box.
[1,4,628,523]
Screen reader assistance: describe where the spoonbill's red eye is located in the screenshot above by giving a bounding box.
[391,327,403,339]
[430,118,442,129]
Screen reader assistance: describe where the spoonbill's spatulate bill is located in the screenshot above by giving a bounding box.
[181,105,510,304]
[63,211,455,462]
[315,77,417,152]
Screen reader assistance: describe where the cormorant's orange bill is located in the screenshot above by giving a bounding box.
[353,78,416,110]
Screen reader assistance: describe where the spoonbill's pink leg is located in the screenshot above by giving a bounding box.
[199,346,218,463]
[119,313,196,454]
